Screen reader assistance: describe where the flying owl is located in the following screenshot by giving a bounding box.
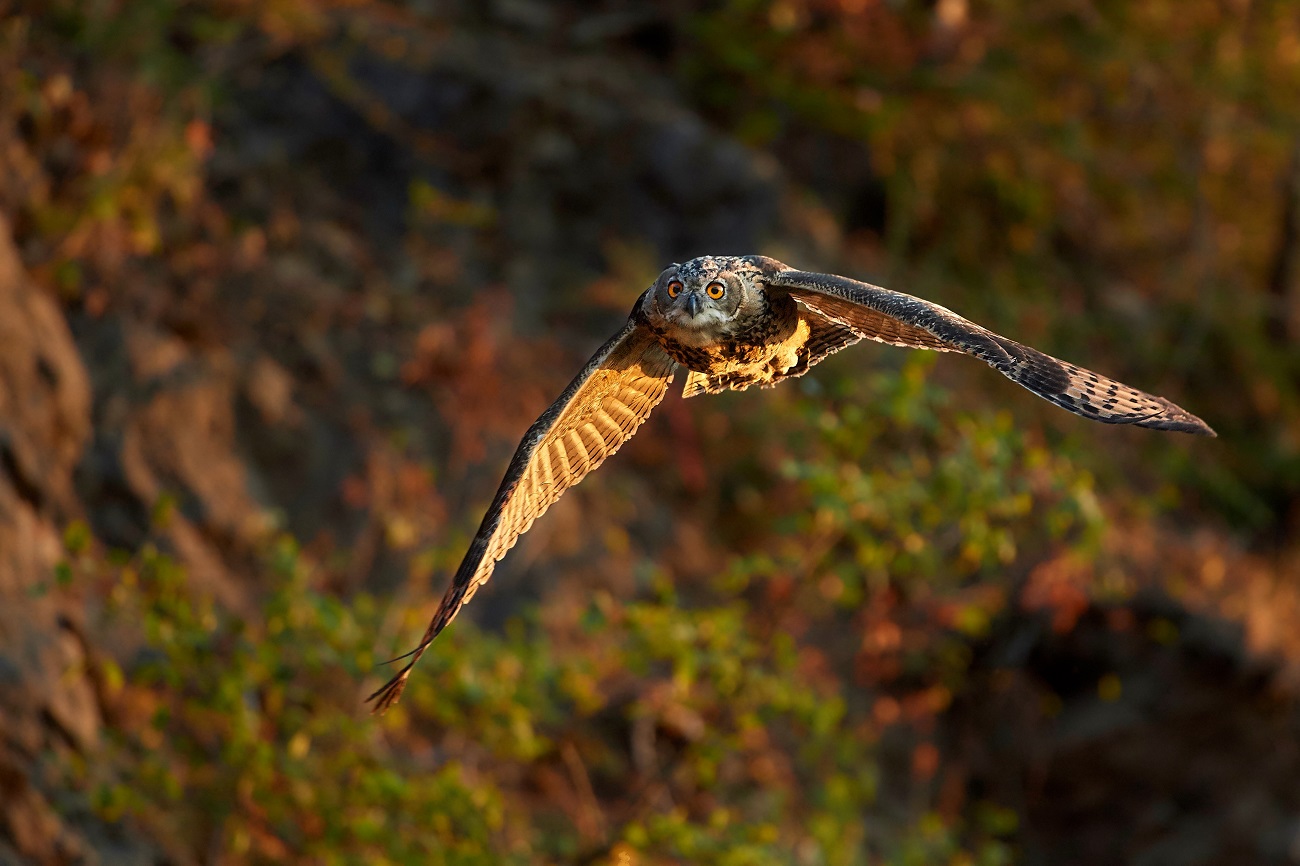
[368,255,1213,712]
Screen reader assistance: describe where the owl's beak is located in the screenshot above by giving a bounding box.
[685,293,703,318]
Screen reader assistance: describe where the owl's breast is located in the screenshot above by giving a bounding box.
[655,335,771,372]
[645,293,803,382]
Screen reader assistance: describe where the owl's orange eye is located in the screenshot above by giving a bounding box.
[667,280,683,298]
[706,282,725,299]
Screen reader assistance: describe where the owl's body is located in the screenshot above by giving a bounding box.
[646,292,809,396]
[368,255,1215,713]
[643,255,861,396]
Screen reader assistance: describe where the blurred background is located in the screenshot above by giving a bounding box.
[1,0,1298,863]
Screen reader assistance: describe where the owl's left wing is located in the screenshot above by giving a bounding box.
[765,267,1214,436]
[368,309,676,713]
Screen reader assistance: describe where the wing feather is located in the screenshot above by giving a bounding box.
[793,290,956,352]
[368,316,676,712]
[768,268,1214,436]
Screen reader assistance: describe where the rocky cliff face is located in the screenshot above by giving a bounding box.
[0,217,122,864]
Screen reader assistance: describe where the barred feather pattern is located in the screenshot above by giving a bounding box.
[792,290,957,353]
[771,269,1215,436]
[681,314,863,397]
[367,315,676,713]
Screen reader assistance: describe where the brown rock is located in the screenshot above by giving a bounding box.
[0,215,119,863]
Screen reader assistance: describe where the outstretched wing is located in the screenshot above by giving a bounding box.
[767,268,1215,436]
[368,313,677,712]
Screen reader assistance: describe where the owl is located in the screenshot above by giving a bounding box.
[368,255,1213,712]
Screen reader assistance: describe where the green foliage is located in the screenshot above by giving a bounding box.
[76,538,522,865]
[781,357,1101,594]
[42,0,256,93]
[686,0,1300,534]
[50,353,1110,863]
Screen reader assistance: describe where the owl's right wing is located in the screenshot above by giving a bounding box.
[765,267,1214,436]
[368,307,676,713]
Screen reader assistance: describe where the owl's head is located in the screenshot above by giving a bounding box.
[648,255,786,344]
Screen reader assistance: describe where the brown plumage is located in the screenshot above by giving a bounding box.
[367,255,1213,712]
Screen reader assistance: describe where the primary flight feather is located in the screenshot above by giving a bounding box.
[367,255,1213,712]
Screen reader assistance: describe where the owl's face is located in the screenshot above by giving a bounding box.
[648,255,778,345]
